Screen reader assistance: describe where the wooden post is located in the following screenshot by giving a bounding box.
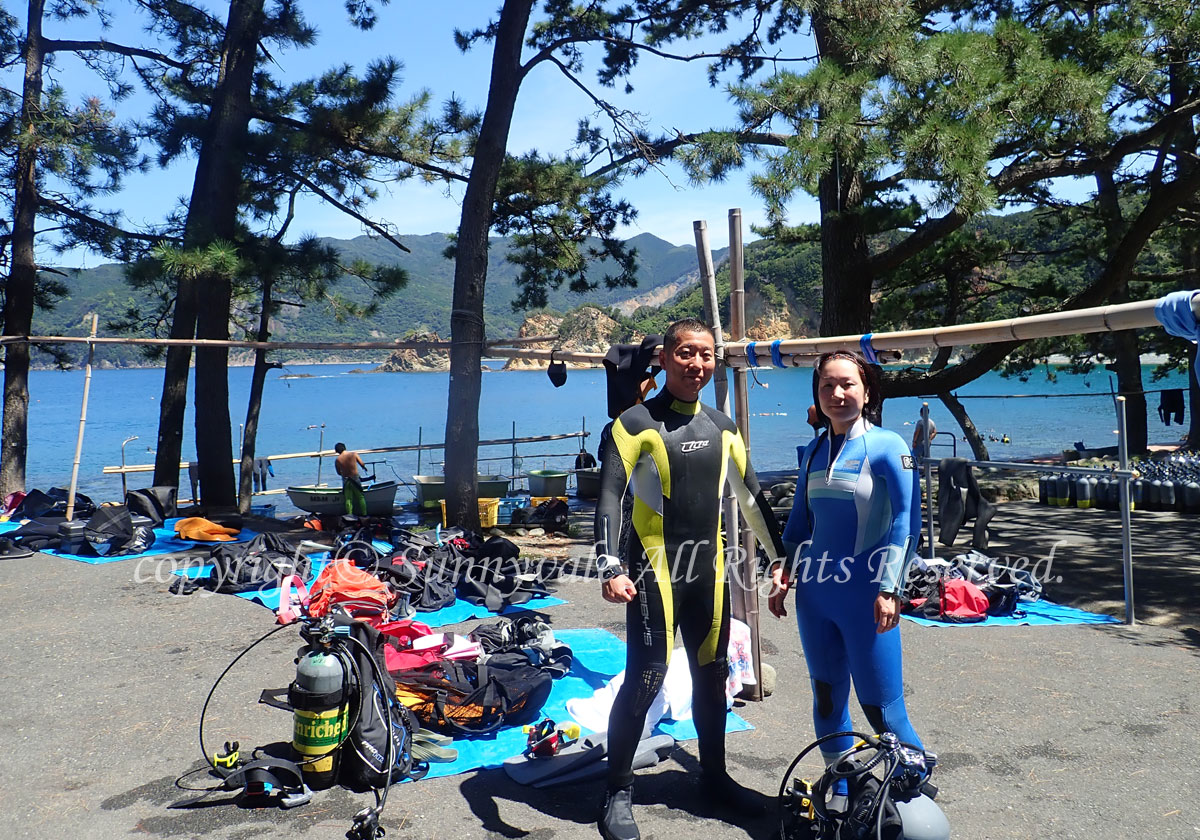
[728,208,765,700]
[66,314,98,521]
[695,219,744,625]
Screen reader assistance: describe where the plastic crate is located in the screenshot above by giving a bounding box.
[441,497,499,528]
[249,503,276,519]
[530,496,569,508]
[497,496,531,525]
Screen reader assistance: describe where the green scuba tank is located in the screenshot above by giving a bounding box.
[290,648,350,789]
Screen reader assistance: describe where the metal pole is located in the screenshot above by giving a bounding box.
[1115,396,1136,625]
[920,402,935,560]
[729,208,764,700]
[513,421,518,486]
[316,425,324,486]
[417,426,423,476]
[120,436,138,499]
[66,314,98,521]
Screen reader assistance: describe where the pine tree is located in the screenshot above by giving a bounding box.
[133,0,460,506]
[0,0,162,497]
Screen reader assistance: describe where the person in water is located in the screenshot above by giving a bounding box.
[594,319,786,840]
[333,442,368,516]
[769,350,925,791]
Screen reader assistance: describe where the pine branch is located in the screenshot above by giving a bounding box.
[250,109,469,183]
[293,175,410,253]
[41,38,192,71]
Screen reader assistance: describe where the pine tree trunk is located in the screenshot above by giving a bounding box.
[238,278,275,513]
[1,0,46,497]
[154,0,262,505]
[1110,330,1148,455]
[939,392,990,461]
[812,10,872,338]
[443,0,533,528]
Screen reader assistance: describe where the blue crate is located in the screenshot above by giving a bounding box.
[249,503,276,519]
[497,496,531,525]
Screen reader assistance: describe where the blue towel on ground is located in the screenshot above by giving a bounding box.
[417,627,752,781]
[903,599,1120,628]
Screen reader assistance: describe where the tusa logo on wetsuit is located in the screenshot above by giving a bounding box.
[901,455,916,470]
[680,440,710,453]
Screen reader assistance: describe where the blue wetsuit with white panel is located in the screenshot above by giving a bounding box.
[781,416,923,758]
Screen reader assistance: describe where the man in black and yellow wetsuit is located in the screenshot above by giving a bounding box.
[593,319,787,840]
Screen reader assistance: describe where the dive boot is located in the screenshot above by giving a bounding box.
[598,785,639,840]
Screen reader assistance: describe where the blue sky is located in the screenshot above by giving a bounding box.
[32,1,820,269]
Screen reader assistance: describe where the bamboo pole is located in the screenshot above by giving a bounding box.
[728,208,764,700]
[65,314,98,521]
[694,220,744,631]
[721,297,1175,364]
[2,333,561,351]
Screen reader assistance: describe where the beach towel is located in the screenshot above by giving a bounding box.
[903,598,1120,628]
[414,628,752,781]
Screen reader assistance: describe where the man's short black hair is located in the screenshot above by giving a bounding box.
[334,442,346,454]
[663,318,714,353]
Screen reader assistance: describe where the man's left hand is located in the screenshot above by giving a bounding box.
[874,592,901,634]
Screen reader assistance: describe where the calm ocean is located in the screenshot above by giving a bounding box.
[21,362,1192,512]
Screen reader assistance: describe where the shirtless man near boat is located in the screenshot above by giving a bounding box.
[333,442,367,515]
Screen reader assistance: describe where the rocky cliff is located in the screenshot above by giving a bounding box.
[373,332,450,372]
[503,307,622,370]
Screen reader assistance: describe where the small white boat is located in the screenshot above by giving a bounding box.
[286,480,399,516]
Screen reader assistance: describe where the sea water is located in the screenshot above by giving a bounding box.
[19,362,1193,511]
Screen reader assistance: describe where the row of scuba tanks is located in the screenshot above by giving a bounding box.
[1037,454,1200,513]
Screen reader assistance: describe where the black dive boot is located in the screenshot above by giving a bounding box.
[599,785,639,840]
[697,770,769,817]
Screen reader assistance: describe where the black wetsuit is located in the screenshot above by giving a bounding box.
[595,388,785,788]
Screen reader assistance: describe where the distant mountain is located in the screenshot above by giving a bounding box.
[32,231,708,367]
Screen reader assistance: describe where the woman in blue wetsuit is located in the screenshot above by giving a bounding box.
[768,350,924,770]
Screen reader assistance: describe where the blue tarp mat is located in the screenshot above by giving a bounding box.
[171,560,566,625]
[46,521,263,565]
[418,627,752,781]
[2,516,260,565]
[903,599,1120,627]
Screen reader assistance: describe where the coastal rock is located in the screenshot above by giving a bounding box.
[502,307,622,371]
[375,332,450,372]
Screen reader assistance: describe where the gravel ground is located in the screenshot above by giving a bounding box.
[1,502,1197,840]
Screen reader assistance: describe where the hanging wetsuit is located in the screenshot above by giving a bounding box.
[781,416,923,761]
[595,388,786,789]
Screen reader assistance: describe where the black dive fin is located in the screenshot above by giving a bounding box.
[532,734,676,789]
[502,733,608,786]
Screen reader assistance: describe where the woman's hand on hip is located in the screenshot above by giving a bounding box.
[768,567,790,618]
[874,592,901,634]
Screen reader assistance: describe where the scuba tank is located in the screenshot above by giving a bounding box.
[1147,479,1162,511]
[1183,481,1200,514]
[779,731,948,840]
[1096,476,1112,510]
[1160,478,1176,511]
[290,634,351,790]
[1066,474,1078,507]
[1074,475,1093,509]
[1051,474,1067,507]
[1038,474,1048,505]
